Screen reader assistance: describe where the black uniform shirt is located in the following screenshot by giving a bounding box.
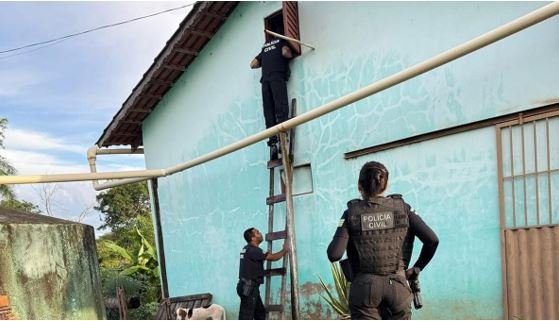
[327,199,439,271]
[239,244,266,284]
[255,39,291,82]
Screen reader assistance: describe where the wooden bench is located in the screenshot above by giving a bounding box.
[155,293,212,320]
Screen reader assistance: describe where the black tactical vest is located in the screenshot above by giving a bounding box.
[347,195,410,274]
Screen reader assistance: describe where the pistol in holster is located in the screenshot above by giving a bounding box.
[239,278,257,296]
[408,278,423,310]
[339,259,354,282]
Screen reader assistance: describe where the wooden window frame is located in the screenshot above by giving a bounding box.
[264,2,301,56]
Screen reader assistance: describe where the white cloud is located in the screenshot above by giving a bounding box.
[5,128,85,154]
[4,126,146,174]
[3,149,88,175]
[4,148,146,175]
[5,148,146,235]
[4,144,147,233]
[13,182,103,231]
[0,2,190,234]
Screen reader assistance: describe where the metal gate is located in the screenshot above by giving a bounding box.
[496,108,559,319]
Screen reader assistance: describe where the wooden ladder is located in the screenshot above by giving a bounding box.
[264,99,300,320]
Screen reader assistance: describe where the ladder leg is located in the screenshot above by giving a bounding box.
[279,132,300,320]
[264,165,275,319]
[264,97,298,320]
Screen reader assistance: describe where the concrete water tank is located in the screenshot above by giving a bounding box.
[0,208,106,319]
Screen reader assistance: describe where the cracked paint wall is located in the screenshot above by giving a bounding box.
[142,2,559,319]
[0,209,105,320]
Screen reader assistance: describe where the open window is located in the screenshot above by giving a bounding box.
[279,163,313,196]
[264,1,301,56]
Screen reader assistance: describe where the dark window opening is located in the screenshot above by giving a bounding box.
[265,11,284,41]
[264,2,301,56]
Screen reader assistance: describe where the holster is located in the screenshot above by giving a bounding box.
[340,259,354,282]
[239,278,257,296]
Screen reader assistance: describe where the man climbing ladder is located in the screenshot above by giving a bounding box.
[250,24,294,160]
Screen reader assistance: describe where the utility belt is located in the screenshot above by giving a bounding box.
[340,259,405,282]
[238,278,259,296]
[359,270,407,283]
[375,270,406,278]
[340,259,423,310]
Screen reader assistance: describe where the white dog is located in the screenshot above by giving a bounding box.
[176,304,226,320]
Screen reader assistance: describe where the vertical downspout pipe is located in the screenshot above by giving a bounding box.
[89,148,171,299]
[87,145,148,191]
[150,178,169,299]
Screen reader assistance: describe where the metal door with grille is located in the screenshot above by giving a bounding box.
[496,108,559,319]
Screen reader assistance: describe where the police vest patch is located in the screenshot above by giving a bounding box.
[360,211,394,231]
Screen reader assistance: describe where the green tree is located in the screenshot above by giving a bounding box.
[95,181,154,255]
[95,182,160,319]
[95,182,151,231]
[0,198,42,214]
[98,214,155,259]
[0,118,16,200]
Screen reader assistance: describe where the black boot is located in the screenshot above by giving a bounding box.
[270,144,279,160]
[267,135,278,147]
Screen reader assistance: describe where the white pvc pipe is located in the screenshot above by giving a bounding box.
[96,148,144,155]
[0,169,165,184]
[94,177,149,190]
[1,1,558,186]
[87,145,148,190]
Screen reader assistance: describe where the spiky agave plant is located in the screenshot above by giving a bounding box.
[318,262,350,319]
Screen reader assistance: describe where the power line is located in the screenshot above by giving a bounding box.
[0,39,68,60]
[0,2,195,57]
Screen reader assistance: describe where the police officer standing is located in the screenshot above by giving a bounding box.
[327,161,439,320]
[237,227,288,320]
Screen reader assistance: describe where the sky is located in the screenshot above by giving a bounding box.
[0,1,192,233]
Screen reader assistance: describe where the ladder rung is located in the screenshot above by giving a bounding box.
[266,304,283,312]
[267,158,283,169]
[264,267,286,277]
[266,194,286,205]
[267,155,294,169]
[266,230,287,241]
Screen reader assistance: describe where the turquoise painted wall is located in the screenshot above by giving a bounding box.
[142,2,559,319]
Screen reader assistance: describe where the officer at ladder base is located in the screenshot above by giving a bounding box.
[237,227,288,320]
[327,161,439,320]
